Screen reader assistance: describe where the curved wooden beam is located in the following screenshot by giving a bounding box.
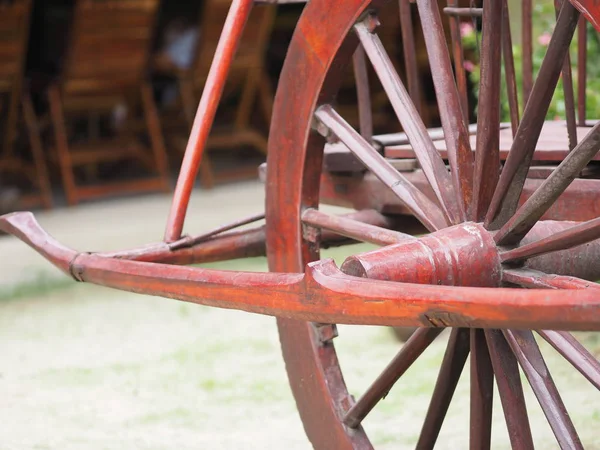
[2,212,600,330]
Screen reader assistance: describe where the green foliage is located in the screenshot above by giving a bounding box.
[461,2,600,122]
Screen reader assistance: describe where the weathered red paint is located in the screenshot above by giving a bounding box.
[569,0,600,30]
[1,0,600,447]
[3,211,600,331]
[341,222,502,287]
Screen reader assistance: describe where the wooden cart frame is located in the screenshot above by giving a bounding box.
[3,0,600,447]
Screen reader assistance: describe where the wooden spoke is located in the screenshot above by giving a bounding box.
[103,225,268,265]
[343,327,443,428]
[485,329,535,449]
[373,122,482,146]
[170,212,265,250]
[538,330,600,390]
[443,6,483,16]
[578,17,587,126]
[494,120,600,245]
[301,208,413,246]
[555,0,578,151]
[314,105,447,231]
[416,0,474,217]
[502,268,600,290]
[445,0,470,123]
[522,0,533,105]
[500,216,600,262]
[354,19,462,224]
[99,209,412,266]
[416,328,470,449]
[502,0,519,137]
[484,1,580,229]
[472,0,503,221]
[562,55,578,151]
[399,0,422,115]
[504,330,583,449]
[352,44,373,141]
[470,329,494,450]
[164,0,254,242]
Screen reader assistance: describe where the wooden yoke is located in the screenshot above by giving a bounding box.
[2,211,600,331]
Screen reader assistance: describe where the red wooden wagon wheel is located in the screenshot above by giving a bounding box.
[2,0,600,448]
[267,0,600,447]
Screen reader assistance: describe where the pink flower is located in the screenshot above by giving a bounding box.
[538,32,552,46]
[463,60,476,72]
[460,22,475,38]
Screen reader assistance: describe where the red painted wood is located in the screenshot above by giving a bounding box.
[4,212,600,331]
[341,222,502,287]
[164,0,254,242]
[266,1,380,447]
[314,105,447,231]
[569,0,600,31]
[102,209,399,265]
[501,216,600,262]
[384,122,599,161]
[518,220,600,281]
[538,330,600,389]
[354,18,461,223]
[470,329,494,450]
[319,170,600,223]
[416,329,470,449]
[504,330,583,449]
[343,327,443,428]
[485,329,535,449]
[485,2,580,228]
[472,0,503,221]
[352,44,373,140]
[300,208,412,246]
[502,0,520,137]
[494,120,600,245]
[502,268,600,290]
[417,0,474,218]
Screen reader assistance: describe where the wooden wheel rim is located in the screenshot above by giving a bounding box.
[266,0,599,448]
[267,1,375,447]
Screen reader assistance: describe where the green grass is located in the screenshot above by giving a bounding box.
[0,270,73,302]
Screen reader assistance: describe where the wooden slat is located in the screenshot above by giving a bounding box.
[385,121,596,162]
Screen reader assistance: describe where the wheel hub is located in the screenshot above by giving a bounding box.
[341,222,502,287]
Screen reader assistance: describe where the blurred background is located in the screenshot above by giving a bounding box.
[1,0,599,448]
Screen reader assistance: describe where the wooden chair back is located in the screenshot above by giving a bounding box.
[0,0,33,154]
[0,0,31,91]
[60,0,160,96]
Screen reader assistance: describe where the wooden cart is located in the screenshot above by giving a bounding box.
[3,0,600,447]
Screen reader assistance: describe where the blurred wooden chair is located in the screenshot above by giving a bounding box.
[155,1,276,189]
[47,0,170,206]
[0,0,52,209]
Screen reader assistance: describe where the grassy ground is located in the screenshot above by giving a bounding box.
[1,242,599,449]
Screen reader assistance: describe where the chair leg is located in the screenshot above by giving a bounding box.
[22,93,53,209]
[141,82,171,193]
[179,77,215,190]
[2,77,22,157]
[258,71,274,129]
[234,71,259,131]
[48,85,78,206]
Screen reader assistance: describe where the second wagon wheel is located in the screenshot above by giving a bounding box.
[266,0,600,448]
